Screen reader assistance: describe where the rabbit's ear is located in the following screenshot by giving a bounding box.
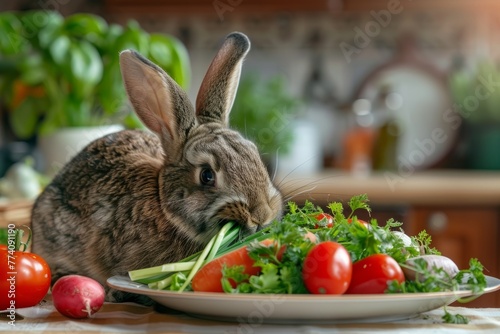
[196,32,250,126]
[119,50,195,161]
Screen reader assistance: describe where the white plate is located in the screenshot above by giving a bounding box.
[107,275,500,324]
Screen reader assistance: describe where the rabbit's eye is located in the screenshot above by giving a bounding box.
[200,168,216,186]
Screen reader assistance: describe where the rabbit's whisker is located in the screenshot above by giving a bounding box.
[270,147,281,183]
[273,153,322,189]
[282,185,318,203]
[279,173,346,204]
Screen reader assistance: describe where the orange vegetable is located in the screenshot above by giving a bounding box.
[191,231,317,293]
[192,239,275,292]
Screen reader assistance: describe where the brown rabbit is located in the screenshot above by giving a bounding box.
[31,32,283,302]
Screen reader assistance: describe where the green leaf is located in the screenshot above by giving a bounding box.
[148,34,172,67]
[68,41,102,98]
[17,11,59,44]
[0,13,28,54]
[36,11,64,48]
[327,202,344,220]
[442,308,469,324]
[18,54,46,85]
[96,60,125,114]
[348,194,371,217]
[49,35,70,65]
[9,97,40,139]
[121,111,143,129]
[412,230,441,255]
[38,120,59,137]
[107,23,124,43]
[65,95,93,127]
[79,40,103,85]
[147,33,191,89]
[165,35,191,89]
[38,77,65,135]
[222,265,250,293]
[0,228,7,245]
[101,24,124,56]
[230,74,300,155]
[247,263,284,293]
[63,13,107,44]
[117,21,149,55]
[454,258,487,294]
[70,43,86,81]
[287,201,298,214]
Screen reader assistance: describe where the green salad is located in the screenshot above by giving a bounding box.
[129,194,488,324]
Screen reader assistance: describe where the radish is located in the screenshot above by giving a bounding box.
[52,275,105,319]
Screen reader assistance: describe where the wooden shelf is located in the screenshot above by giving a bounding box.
[280,170,500,207]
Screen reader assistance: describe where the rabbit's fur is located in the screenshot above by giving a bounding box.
[31,32,283,301]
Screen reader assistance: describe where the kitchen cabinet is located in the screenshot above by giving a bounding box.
[406,206,500,308]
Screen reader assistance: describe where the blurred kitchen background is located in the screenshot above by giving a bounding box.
[1,0,500,179]
[1,0,500,307]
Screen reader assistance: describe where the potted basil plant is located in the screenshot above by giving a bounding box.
[0,11,190,176]
[449,61,500,170]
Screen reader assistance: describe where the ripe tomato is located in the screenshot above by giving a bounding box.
[302,241,352,294]
[347,218,369,228]
[345,254,404,294]
[0,247,51,310]
[314,213,334,228]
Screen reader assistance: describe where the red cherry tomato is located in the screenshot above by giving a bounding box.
[302,241,352,294]
[314,213,334,228]
[0,247,51,310]
[347,218,370,228]
[345,254,404,294]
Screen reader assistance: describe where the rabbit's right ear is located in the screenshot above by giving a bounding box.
[119,50,195,162]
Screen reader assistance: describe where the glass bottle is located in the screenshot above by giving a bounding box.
[371,87,402,171]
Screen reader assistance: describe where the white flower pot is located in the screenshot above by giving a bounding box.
[276,120,322,176]
[38,125,124,177]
